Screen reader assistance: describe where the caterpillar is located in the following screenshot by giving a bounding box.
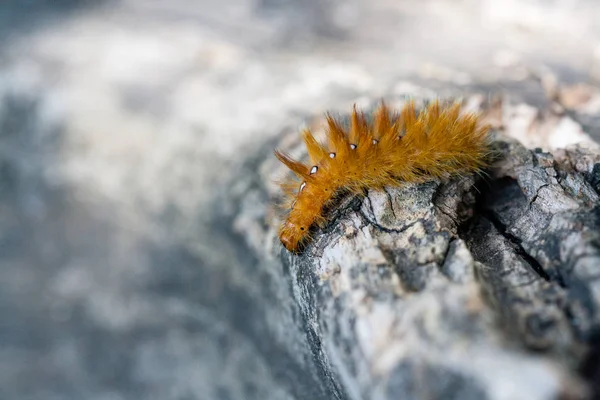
[274,100,491,253]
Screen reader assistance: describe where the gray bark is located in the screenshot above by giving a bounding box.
[229,98,600,400]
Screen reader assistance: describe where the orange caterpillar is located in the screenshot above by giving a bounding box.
[275,100,491,253]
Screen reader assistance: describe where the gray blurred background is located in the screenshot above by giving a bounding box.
[1,1,600,399]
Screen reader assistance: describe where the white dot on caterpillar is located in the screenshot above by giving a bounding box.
[310,166,318,174]
[329,152,336,159]
[372,139,378,145]
[299,182,306,192]
[350,144,357,150]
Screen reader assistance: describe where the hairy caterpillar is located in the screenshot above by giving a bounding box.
[274,100,491,253]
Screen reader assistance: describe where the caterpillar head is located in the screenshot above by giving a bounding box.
[278,219,308,253]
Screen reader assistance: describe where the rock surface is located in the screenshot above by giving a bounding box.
[229,96,600,400]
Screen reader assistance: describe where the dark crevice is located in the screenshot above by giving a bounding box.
[587,163,600,196]
[458,175,553,284]
[384,188,398,220]
[313,195,362,233]
[480,205,551,283]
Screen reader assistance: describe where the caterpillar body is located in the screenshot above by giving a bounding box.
[274,100,491,253]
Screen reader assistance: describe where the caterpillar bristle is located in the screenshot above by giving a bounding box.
[274,150,310,180]
[348,105,359,145]
[274,99,492,253]
[301,129,327,165]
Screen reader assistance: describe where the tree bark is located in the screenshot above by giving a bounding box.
[230,95,600,400]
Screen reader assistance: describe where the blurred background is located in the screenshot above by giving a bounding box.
[1,1,599,399]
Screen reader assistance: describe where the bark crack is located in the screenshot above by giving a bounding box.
[481,209,551,282]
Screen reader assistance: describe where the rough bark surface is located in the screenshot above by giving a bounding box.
[229,96,600,400]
